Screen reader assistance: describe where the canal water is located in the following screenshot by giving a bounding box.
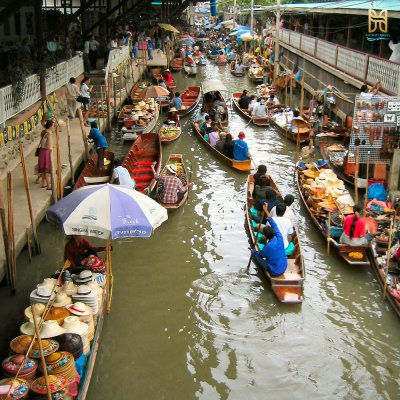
[8,62,400,399]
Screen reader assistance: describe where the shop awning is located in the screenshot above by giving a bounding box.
[158,23,180,34]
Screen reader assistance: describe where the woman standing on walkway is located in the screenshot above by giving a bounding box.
[80,77,92,127]
[38,120,53,190]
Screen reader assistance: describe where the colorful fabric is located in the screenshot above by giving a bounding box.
[38,148,51,173]
[343,215,366,238]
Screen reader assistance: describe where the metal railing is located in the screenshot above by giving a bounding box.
[278,28,400,95]
[0,54,85,126]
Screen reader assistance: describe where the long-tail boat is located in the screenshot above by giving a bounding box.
[229,61,245,77]
[170,58,184,71]
[192,122,252,173]
[122,133,162,195]
[201,79,229,129]
[231,92,269,127]
[74,151,115,190]
[270,111,311,143]
[158,124,181,144]
[295,165,371,266]
[245,174,305,303]
[156,153,190,211]
[178,86,201,117]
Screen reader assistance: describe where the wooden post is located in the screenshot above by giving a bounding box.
[383,215,394,299]
[100,86,106,128]
[354,139,360,204]
[106,239,113,313]
[327,211,331,256]
[77,109,90,162]
[49,145,57,204]
[19,143,41,254]
[55,124,62,200]
[113,74,117,119]
[31,306,52,400]
[7,172,16,292]
[66,119,74,186]
[0,174,11,287]
[300,62,305,114]
[95,90,101,128]
[364,151,370,216]
[106,74,112,132]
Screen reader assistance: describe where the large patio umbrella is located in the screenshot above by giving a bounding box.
[139,85,170,99]
[46,184,168,311]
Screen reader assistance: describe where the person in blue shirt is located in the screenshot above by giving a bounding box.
[251,204,288,276]
[147,39,153,60]
[87,121,108,170]
[233,131,251,161]
[170,92,183,110]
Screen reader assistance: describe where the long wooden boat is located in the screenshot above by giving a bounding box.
[183,63,198,76]
[170,58,184,71]
[122,133,162,194]
[245,174,305,303]
[295,166,371,266]
[215,58,228,66]
[319,141,367,188]
[207,53,219,60]
[74,151,114,191]
[248,66,264,83]
[231,92,269,127]
[130,81,169,109]
[159,124,181,144]
[157,153,190,211]
[178,86,201,117]
[270,112,311,143]
[192,122,252,172]
[120,104,160,143]
[230,61,245,77]
[202,95,229,129]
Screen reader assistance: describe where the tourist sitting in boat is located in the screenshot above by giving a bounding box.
[254,187,280,223]
[233,131,252,161]
[267,94,280,107]
[253,164,270,186]
[64,235,106,273]
[152,164,189,204]
[163,69,173,83]
[170,92,183,110]
[249,97,260,114]
[251,204,288,277]
[195,107,209,124]
[167,107,180,127]
[223,133,234,158]
[247,95,257,112]
[238,90,250,109]
[340,205,369,246]
[157,78,168,90]
[87,121,108,170]
[270,194,296,227]
[200,115,212,135]
[111,159,135,189]
[252,99,267,118]
[208,123,220,147]
[269,203,294,252]
[253,175,271,202]
[214,91,226,107]
[215,132,227,152]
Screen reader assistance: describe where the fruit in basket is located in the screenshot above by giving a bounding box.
[349,252,363,259]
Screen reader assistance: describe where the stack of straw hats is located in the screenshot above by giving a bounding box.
[66,303,95,341]
[10,335,59,359]
[72,285,98,315]
[56,333,83,360]
[2,355,38,381]
[62,316,90,355]
[39,321,67,339]
[30,375,67,399]
[40,351,77,385]
[0,377,30,399]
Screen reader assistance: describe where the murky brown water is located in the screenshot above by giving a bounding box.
[8,61,400,399]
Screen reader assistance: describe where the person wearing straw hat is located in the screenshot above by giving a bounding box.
[233,132,252,161]
[151,164,189,204]
[167,108,180,127]
[64,235,106,273]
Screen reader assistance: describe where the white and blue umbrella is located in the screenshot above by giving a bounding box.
[46,184,168,240]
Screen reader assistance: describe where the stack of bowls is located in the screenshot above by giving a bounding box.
[41,351,76,385]
[2,355,38,381]
[0,377,30,399]
[10,335,59,359]
[30,375,67,399]
[62,316,90,355]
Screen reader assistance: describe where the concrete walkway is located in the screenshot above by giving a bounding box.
[0,48,170,282]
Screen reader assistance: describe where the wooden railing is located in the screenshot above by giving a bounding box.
[278,28,400,95]
[0,55,85,126]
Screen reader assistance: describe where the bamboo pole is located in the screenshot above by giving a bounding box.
[49,145,57,204]
[113,74,117,120]
[100,86,106,128]
[31,306,52,400]
[119,73,123,110]
[7,172,16,292]
[106,75,112,132]
[19,143,41,254]
[354,139,360,204]
[95,89,101,128]
[66,119,74,186]
[364,151,370,216]
[383,215,394,299]
[55,124,62,200]
[106,239,114,313]
[0,174,11,285]
[77,108,90,162]
[300,67,305,114]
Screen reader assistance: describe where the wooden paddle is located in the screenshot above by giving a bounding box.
[247,210,265,271]
[245,116,254,127]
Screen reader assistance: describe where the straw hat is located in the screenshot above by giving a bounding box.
[63,281,77,296]
[20,317,41,336]
[62,316,89,336]
[30,284,53,302]
[166,164,177,174]
[65,302,93,317]
[44,307,71,326]
[169,107,177,112]
[24,303,46,321]
[31,375,67,395]
[42,278,58,289]
[133,105,141,111]
[138,100,146,107]
[136,111,144,117]
[40,320,67,339]
[72,270,93,284]
[52,292,72,308]
[29,338,59,359]
[10,335,34,354]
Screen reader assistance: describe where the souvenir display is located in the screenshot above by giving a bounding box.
[0,377,30,399]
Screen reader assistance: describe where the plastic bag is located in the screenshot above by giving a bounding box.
[367,183,387,201]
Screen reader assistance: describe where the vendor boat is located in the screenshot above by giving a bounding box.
[295,165,371,266]
[231,92,269,127]
[157,153,190,211]
[158,124,181,144]
[201,79,229,129]
[248,66,264,83]
[122,133,162,195]
[230,61,245,77]
[130,82,169,109]
[170,58,184,71]
[178,86,201,117]
[245,174,305,303]
[270,111,311,144]
[207,52,219,60]
[183,63,198,77]
[192,122,252,173]
[215,57,228,66]
[74,151,115,190]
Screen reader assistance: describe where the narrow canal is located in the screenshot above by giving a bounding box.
[11,61,400,399]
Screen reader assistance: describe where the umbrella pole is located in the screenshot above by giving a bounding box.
[106,239,114,313]
[100,86,106,129]
[77,109,90,162]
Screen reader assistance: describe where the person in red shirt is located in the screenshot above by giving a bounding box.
[64,235,106,272]
[163,69,173,83]
[340,205,368,246]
